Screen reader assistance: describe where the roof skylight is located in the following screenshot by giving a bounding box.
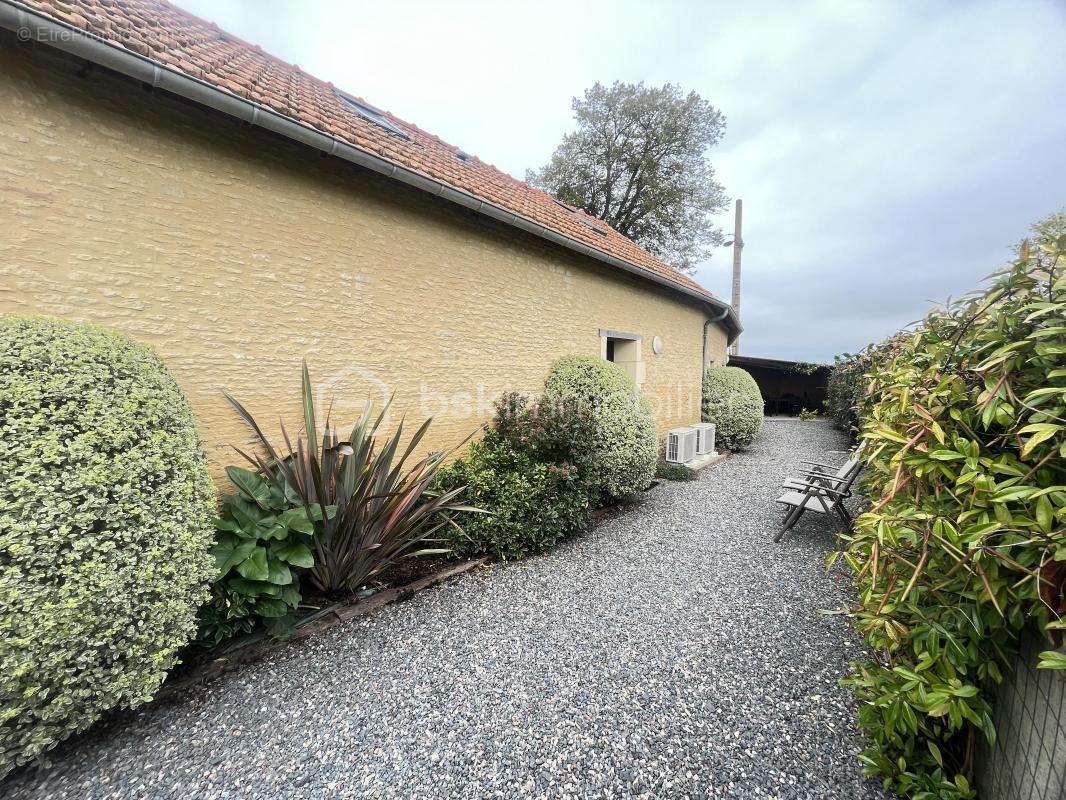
[553,199,608,236]
[334,91,410,140]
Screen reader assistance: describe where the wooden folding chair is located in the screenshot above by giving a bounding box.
[773,442,865,542]
[793,439,866,482]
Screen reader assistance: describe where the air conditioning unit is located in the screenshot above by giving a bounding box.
[666,427,697,464]
[693,422,717,455]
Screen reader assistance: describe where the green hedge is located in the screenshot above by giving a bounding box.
[543,355,657,500]
[0,317,216,776]
[701,365,763,450]
[827,351,871,433]
[655,460,697,481]
[827,335,909,435]
[838,231,1065,798]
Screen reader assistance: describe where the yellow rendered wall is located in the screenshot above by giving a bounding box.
[0,39,729,478]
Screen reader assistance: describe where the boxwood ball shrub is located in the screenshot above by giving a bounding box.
[542,354,657,500]
[0,317,216,776]
[701,365,763,450]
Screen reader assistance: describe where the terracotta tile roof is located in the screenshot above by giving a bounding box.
[14,0,722,305]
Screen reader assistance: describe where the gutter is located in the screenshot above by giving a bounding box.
[0,0,740,343]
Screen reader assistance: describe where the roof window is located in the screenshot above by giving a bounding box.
[552,198,608,236]
[334,91,410,140]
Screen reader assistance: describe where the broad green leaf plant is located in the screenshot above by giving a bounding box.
[197,466,321,646]
[836,232,1064,798]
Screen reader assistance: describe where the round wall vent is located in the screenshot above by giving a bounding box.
[652,336,664,355]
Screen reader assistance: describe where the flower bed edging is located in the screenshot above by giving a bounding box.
[155,558,487,703]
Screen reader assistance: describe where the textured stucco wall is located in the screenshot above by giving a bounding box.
[0,37,729,479]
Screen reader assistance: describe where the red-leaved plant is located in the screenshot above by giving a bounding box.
[225,363,480,596]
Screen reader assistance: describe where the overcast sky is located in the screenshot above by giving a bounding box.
[178,0,1065,362]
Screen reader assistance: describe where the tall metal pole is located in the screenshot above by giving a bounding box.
[729,198,743,356]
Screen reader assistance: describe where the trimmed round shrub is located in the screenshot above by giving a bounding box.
[701,365,763,450]
[542,355,657,500]
[0,317,216,776]
[435,435,590,560]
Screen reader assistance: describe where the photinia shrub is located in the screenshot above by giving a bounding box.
[836,229,1065,799]
[435,436,590,561]
[436,394,593,560]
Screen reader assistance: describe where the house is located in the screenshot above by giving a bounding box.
[728,356,829,416]
[0,0,739,473]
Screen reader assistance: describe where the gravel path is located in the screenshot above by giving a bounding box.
[7,418,887,800]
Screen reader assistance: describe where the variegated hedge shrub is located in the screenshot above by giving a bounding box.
[543,354,658,501]
[701,365,763,450]
[0,317,216,777]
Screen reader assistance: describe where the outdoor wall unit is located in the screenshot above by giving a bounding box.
[666,427,698,464]
[692,422,717,456]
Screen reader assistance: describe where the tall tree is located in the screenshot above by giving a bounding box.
[527,81,728,274]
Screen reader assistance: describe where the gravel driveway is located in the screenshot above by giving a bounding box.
[6,418,887,800]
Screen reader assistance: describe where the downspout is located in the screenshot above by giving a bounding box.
[702,305,731,373]
[699,306,730,422]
